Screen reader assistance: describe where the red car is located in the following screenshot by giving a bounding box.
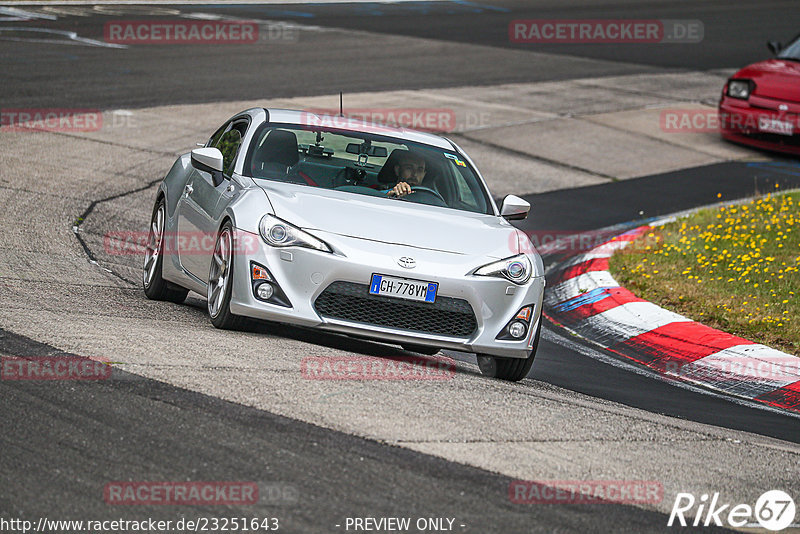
[719,35,800,156]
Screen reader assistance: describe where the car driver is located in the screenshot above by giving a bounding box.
[385,151,427,197]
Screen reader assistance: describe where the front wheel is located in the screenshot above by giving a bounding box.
[207,222,245,330]
[477,320,541,382]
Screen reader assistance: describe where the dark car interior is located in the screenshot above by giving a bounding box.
[244,125,491,214]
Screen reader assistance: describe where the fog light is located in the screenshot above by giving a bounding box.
[508,321,527,339]
[256,283,274,300]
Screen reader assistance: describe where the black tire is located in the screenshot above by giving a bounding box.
[207,221,246,330]
[401,343,440,356]
[143,198,188,304]
[477,319,542,382]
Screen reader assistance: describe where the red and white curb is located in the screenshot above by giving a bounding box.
[543,225,800,414]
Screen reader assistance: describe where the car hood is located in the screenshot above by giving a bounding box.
[256,181,519,259]
[735,59,800,102]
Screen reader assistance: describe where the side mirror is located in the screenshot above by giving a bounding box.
[191,147,225,186]
[767,40,782,55]
[500,195,530,221]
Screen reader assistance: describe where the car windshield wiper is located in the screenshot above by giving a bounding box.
[777,56,800,62]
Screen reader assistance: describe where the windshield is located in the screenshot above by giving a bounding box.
[777,35,800,60]
[243,122,493,215]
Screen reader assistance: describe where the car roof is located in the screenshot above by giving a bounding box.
[262,108,456,150]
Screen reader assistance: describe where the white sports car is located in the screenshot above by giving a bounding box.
[143,108,545,381]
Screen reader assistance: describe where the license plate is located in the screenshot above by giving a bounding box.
[369,274,438,303]
[758,117,794,136]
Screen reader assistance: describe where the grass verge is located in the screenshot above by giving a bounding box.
[609,190,799,355]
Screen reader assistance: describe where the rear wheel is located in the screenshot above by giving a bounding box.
[477,320,542,382]
[208,222,245,330]
[143,198,188,304]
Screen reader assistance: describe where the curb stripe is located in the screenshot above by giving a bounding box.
[544,223,800,415]
[615,321,753,369]
[558,227,650,269]
[553,287,645,325]
[547,271,618,305]
[560,257,610,281]
[551,287,615,313]
[559,241,629,269]
[754,380,800,412]
[579,302,692,345]
[680,345,800,397]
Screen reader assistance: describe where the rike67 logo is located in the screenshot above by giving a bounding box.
[668,490,796,531]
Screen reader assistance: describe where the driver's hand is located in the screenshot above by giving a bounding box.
[387,181,413,197]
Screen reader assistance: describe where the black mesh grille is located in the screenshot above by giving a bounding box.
[314,281,477,338]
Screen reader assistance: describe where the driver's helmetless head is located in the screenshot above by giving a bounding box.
[394,152,426,185]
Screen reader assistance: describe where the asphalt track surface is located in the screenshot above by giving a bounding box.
[1,329,705,533]
[1,1,799,533]
[1,0,798,109]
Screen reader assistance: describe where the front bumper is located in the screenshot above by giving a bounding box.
[718,96,800,155]
[228,229,544,359]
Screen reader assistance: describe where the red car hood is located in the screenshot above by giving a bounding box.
[734,59,800,103]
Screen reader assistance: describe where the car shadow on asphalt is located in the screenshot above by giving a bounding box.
[181,294,489,381]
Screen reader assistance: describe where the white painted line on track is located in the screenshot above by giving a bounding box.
[0,5,55,18]
[179,11,328,32]
[0,26,127,47]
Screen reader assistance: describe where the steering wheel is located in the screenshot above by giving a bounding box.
[403,186,447,205]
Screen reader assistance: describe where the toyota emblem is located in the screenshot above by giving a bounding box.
[397,257,416,269]
[779,104,788,111]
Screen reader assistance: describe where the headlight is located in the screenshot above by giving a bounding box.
[727,80,752,99]
[474,254,532,285]
[258,214,332,253]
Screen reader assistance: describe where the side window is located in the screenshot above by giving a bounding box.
[451,163,477,207]
[207,124,227,148]
[208,119,249,176]
[217,129,243,176]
